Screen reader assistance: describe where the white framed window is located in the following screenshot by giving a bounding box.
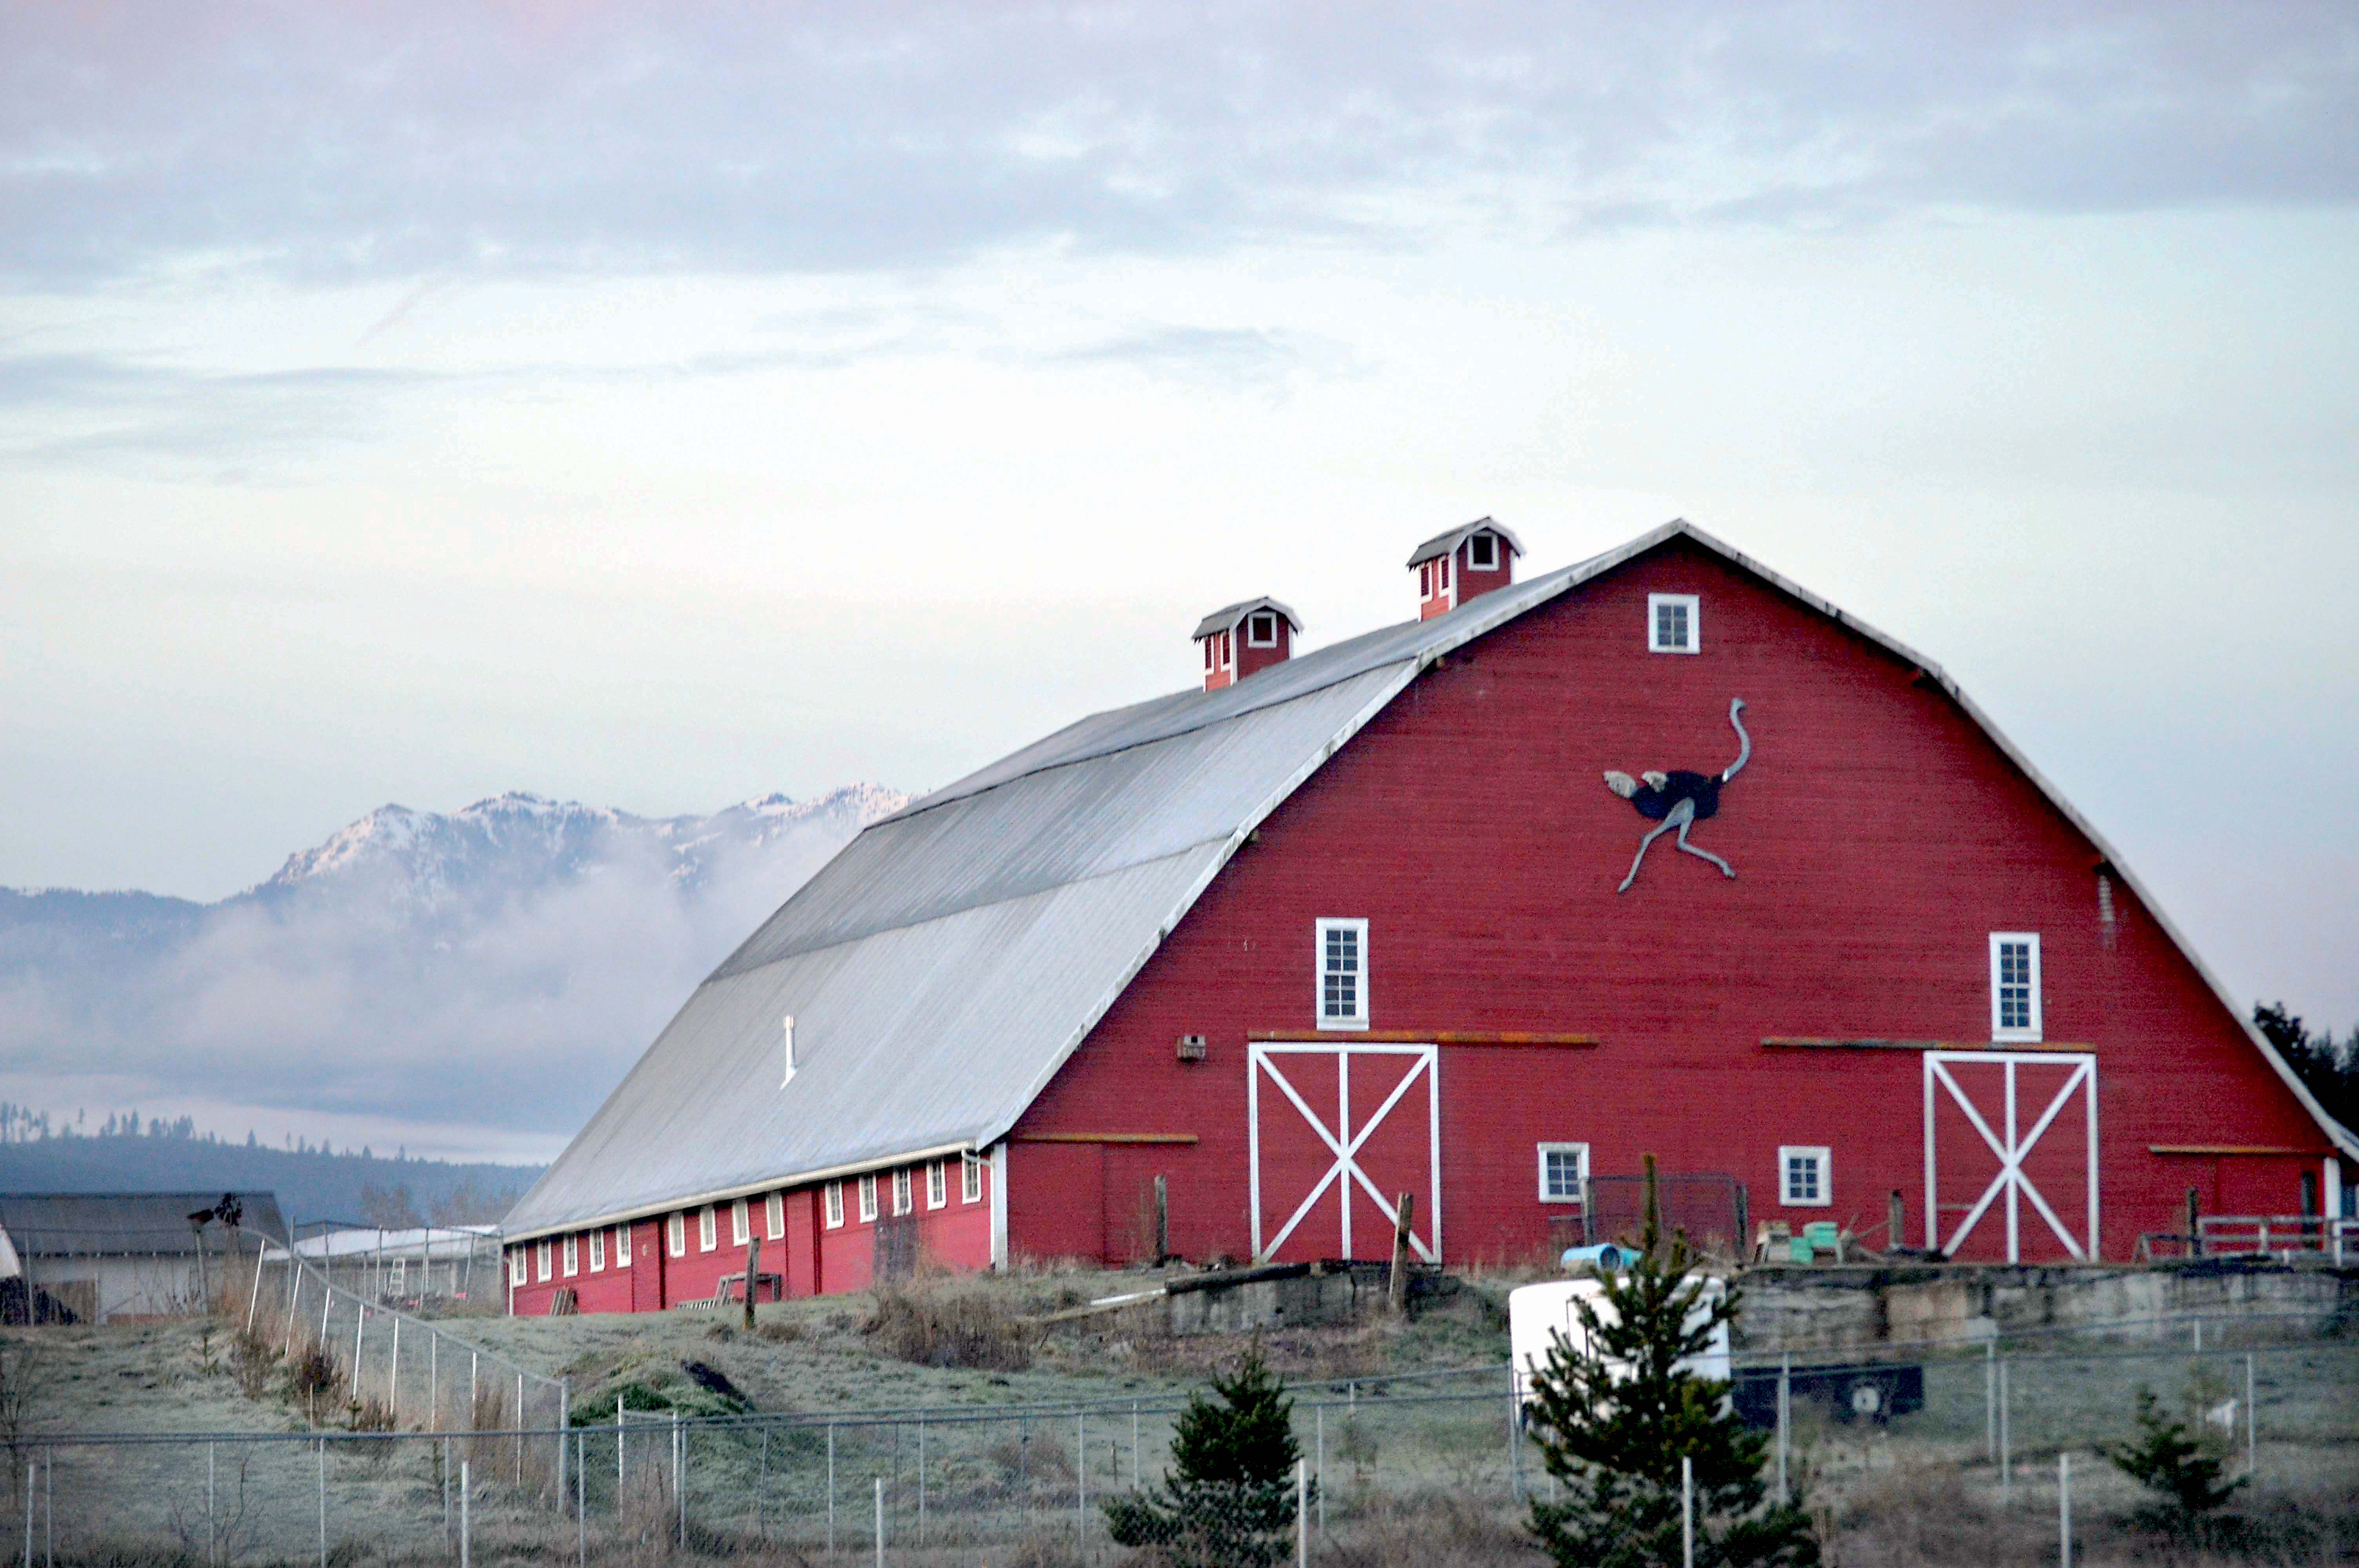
[667,1212,685,1258]
[1648,593,1700,653]
[509,1249,526,1286]
[858,1174,879,1223]
[824,1181,845,1229]
[731,1198,751,1246]
[589,1229,605,1272]
[766,1192,785,1240]
[615,1224,631,1267]
[562,1235,579,1276]
[536,1240,552,1282]
[1437,554,1451,591]
[1315,918,1370,1030]
[1419,562,1433,597]
[963,1154,983,1204]
[698,1205,717,1252]
[892,1168,913,1216]
[1203,639,1216,672]
[927,1160,948,1209]
[1468,532,1499,571]
[1246,612,1278,647]
[1780,1146,1832,1207]
[1538,1142,1589,1203]
[1990,933,2042,1042]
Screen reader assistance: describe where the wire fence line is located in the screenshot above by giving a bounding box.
[15,1332,2357,1564]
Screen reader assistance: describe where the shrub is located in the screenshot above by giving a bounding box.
[2104,1386,2247,1516]
[1104,1341,1306,1568]
[861,1279,1033,1371]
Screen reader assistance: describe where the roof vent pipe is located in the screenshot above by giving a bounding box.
[1192,598,1303,691]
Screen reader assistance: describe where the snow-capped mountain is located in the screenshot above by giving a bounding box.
[0,785,907,1158]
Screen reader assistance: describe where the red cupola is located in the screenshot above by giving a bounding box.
[1407,518,1523,620]
[1193,598,1302,691]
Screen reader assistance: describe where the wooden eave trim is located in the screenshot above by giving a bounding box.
[1012,1132,1199,1145]
[1248,1030,1599,1047]
[1761,1037,2094,1053]
[2147,1145,2332,1158]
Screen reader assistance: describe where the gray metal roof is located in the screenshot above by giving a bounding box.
[1190,597,1303,641]
[1405,517,1523,567]
[0,1191,288,1256]
[505,519,2355,1241]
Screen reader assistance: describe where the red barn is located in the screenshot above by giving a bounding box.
[501,519,2354,1311]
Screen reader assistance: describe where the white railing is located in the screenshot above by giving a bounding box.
[2195,1214,2358,1265]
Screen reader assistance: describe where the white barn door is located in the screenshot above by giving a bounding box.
[1923,1051,2099,1263]
[1248,1043,1441,1264]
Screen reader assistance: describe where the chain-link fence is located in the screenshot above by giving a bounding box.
[16,1322,2357,1564]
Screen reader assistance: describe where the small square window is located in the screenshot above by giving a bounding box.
[1538,1142,1589,1203]
[615,1224,631,1267]
[1648,593,1700,653]
[1438,555,1452,591]
[509,1249,527,1286]
[1779,1146,1832,1207]
[1990,933,2043,1042]
[766,1191,786,1240]
[927,1161,948,1209]
[667,1213,685,1258]
[589,1229,605,1272]
[963,1155,984,1204]
[1315,918,1370,1031]
[892,1168,913,1216]
[858,1174,879,1223]
[536,1240,552,1282]
[1468,533,1498,571]
[824,1181,845,1229]
[731,1198,750,1246]
[1246,613,1278,648]
[697,1205,717,1252]
[562,1235,578,1276]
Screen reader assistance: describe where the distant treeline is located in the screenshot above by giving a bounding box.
[0,1110,542,1230]
[2255,1003,2359,1136]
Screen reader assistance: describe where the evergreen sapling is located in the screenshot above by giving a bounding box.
[1104,1339,1307,1567]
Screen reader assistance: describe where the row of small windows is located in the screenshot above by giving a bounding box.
[1536,1141,1832,1210]
[823,1156,985,1229]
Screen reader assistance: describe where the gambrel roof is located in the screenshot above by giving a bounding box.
[504,521,2354,1241]
[1190,597,1302,641]
[1405,516,1523,567]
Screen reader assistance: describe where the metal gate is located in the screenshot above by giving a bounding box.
[1247,1043,1441,1264]
[1923,1051,2099,1262]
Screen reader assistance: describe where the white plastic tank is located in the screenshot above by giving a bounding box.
[1509,1274,1730,1407]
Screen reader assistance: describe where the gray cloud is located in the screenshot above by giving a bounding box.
[3,3,2353,289]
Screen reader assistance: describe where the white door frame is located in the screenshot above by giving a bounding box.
[1248,1042,1441,1264]
[1923,1051,2099,1262]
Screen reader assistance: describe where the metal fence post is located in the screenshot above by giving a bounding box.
[759,1426,770,1541]
[2059,1452,2072,1568]
[1077,1411,1087,1547]
[873,1477,884,1568]
[1777,1352,1791,1504]
[206,1442,216,1568]
[459,1460,471,1568]
[1133,1400,1142,1490]
[916,1420,925,1544]
[431,1333,440,1432]
[316,1438,326,1568]
[388,1316,400,1425]
[516,1373,525,1488]
[558,1380,569,1501]
[577,1430,587,1568]
[1999,1358,2012,1505]
[673,1413,684,1548]
[1985,1340,1997,1463]
[1297,1457,1308,1568]
[2245,1353,2257,1476]
[1681,1454,1694,1568]
[827,1423,836,1555]
[1316,1403,1325,1535]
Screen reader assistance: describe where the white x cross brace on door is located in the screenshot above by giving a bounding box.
[1248,1043,1441,1263]
[1923,1051,2099,1263]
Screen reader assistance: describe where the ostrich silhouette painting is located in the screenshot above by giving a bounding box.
[1602,698,1753,893]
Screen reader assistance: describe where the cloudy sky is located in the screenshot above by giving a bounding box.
[4,3,2357,1060]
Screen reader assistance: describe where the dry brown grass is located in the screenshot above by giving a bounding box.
[861,1278,1035,1372]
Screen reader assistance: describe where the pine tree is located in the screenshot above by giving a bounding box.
[1104,1340,1305,1567]
[1525,1158,1816,1568]
[2104,1387,2246,1516]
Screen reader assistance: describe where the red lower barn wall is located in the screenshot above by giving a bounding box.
[1003,538,2332,1269]
[506,1157,992,1315]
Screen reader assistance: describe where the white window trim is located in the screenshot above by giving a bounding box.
[858,1174,879,1223]
[509,1249,526,1286]
[697,1205,717,1252]
[892,1168,913,1216]
[1537,1142,1590,1204]
[562,1235,578,1277]
[824,1181,845,1229]
[536,1240,552,1282]
[731,1198,750,1246]
[1779,1145,1833,1207]
[667,1213,685,1258]
[1314,917,1370,1031]
[963,1155,983,1204]
[615,1224,631,1267]
[1648,593,1701,654]
[927,1160,948,1210]
[766,1191,786,1240]
[1245,613,1278,648]
[1990,932,2044,1042]
[589,1230,605,1272]
[1468,532,1499,571]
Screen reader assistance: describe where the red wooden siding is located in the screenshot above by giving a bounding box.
[1008,536,2324,1267]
